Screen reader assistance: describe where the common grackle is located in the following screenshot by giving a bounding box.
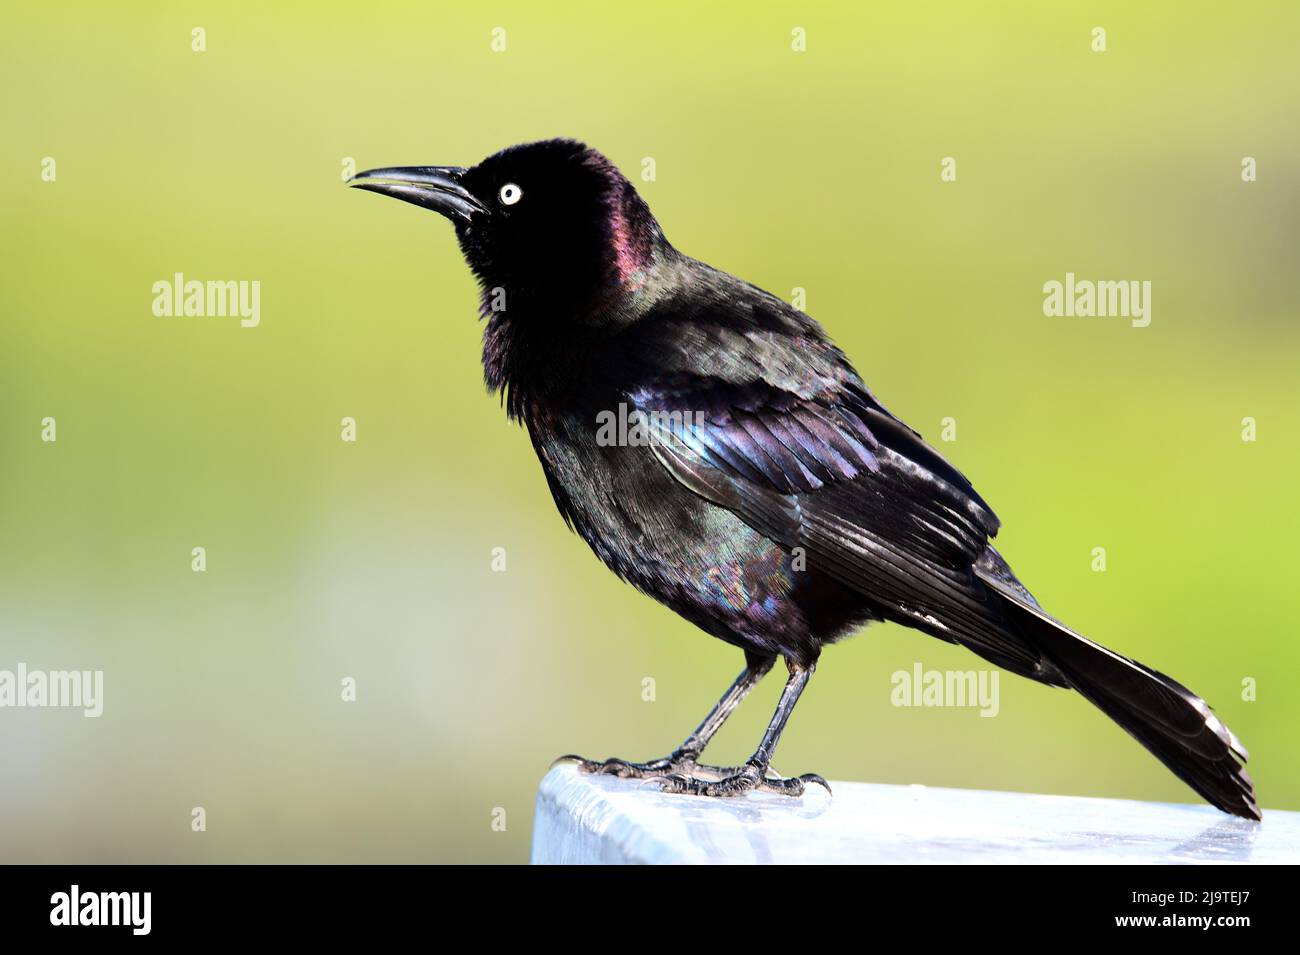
[350,139,1259,818]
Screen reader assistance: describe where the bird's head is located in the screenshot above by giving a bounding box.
[350,139,669,320]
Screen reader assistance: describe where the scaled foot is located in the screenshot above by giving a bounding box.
[554,751,739,782]
[656,761,831,798]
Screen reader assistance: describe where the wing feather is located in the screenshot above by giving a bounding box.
[610,282,1066,684]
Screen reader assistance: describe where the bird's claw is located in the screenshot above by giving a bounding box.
[796,773,833,796]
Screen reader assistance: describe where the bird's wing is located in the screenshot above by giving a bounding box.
[615,302,1063,683]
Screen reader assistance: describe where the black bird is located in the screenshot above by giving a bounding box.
[350,139,1259,819]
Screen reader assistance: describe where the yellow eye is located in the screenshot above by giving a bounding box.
[499,183,523,205]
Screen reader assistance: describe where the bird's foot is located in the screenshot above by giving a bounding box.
[655,761,831,798]
[554,750,704,780]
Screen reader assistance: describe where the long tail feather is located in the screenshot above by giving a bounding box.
[976,559,1260,820]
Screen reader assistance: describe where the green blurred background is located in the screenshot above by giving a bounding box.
[2,2,1296,863]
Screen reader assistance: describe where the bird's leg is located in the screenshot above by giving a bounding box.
[657,659,829,797]
[556,652,775,780]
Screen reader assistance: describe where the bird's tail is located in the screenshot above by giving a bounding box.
[976,560,1260,820]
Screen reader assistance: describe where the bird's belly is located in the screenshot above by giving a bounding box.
[538,436,878,661]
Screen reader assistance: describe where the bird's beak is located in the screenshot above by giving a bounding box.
[348,166,486,224]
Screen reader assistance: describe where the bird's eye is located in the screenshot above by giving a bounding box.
[499,183,523,206]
